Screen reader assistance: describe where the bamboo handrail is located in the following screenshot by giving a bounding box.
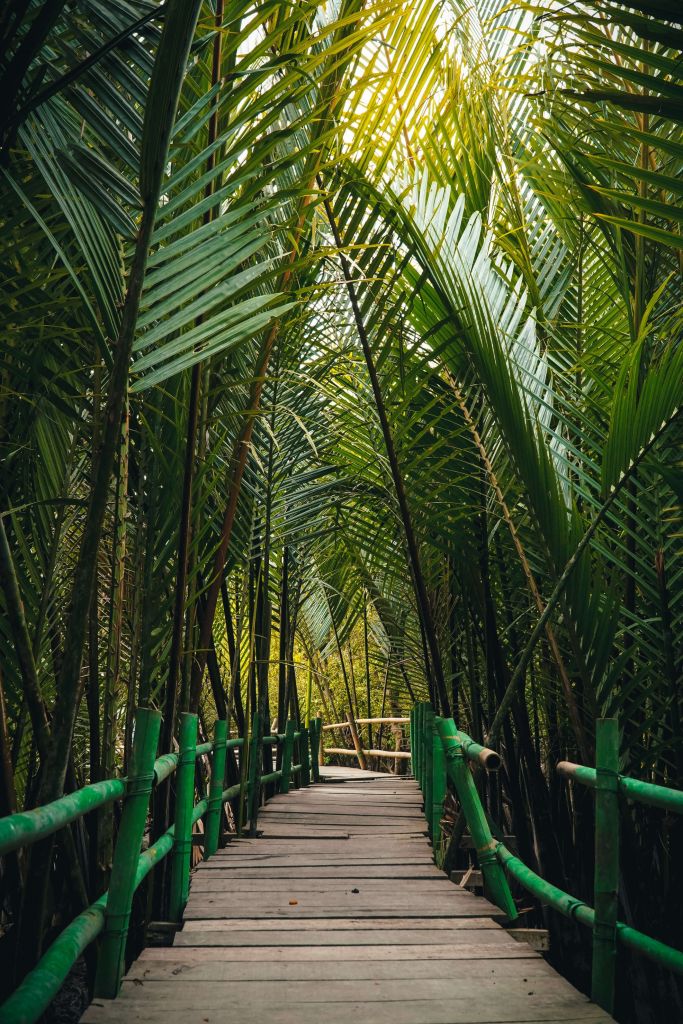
[0,712,323,1023]
[322,716,409,730]
[324,747,411,759]
[412,701,683,1019]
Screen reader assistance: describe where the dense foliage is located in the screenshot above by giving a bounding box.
[0,1,681,1020]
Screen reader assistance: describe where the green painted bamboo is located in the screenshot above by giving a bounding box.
[280,719,296,794]
[195,740,213,757]
[497,842,683,976]
[204,719,227,858]
[455,731,501,771]
[556,761,597,788]
[168,712,198,922]
[247,711,262,835]
[591,718,619,1014]
[260,770,282,786]
[619,774,683,813]
[431,715,447,855]
[221,782,241,801]
[423,705,434,833]
[558,760,683,815]
[419,701,428,789]
[496,843,592,926]
[310,718,322,782]
[0,778,126,856]
[617,920,683,976]
[0,895,107,1023]
[415,703,424,788]
[437,717,517,920]
[409,706,415,777]
[153,752,179,785]
[95,707,161,998]
[300,725,311,786]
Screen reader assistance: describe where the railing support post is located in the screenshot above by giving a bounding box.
[95,708,160,998]
[431,715,447,859]
[248,711,262,836]
[419,701,427,791]
[204,719,227,859]
[424,706,434,830]
[437,717,517,920]
[591,717,619,1014]
[414,704,421,789]
[280,719,296,794]
[346,710,367,770]
[169,712,198,922]
[310,718,321,782]
[300,725,311,786]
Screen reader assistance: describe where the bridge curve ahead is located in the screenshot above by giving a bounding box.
[82,767,613,1024]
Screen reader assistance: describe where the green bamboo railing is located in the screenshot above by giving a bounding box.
[411,701,683,1015]
[0,710,324,1024]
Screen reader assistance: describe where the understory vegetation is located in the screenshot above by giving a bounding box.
[0,0,681,1021]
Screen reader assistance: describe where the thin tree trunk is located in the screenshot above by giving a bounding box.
[322,189,451,717]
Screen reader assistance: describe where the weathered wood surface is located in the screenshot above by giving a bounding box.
[82,767,613,1024]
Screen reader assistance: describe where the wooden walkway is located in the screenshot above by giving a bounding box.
[83,767,613,1024]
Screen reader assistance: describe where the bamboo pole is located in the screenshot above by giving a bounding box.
[324,747,411,760]
[591,718,619,1014]
[322,717,409,730]
[204,719,227,858]
[346,711,367,771]
[95,708,161,997]
[169,713,198,921]
[436,717,517,921]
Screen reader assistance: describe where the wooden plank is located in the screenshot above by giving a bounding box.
[190,866,444,878]
[127,956,556,983]
[135,942,537,962]
[180,916,503,932]
[106,977,607,1011]
[187,878,457,891]
[83,996,609,1024]
[174,927,515,946]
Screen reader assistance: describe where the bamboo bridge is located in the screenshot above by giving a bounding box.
[1,707,682,1023]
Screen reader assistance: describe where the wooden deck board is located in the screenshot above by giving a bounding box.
[81,768,613,1024]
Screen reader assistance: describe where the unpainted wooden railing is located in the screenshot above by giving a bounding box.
[411,701,683,1016]
[321,714,411,768]
[0,709,323,1024]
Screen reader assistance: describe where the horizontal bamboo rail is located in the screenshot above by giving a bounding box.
[322,716,410,730]
[0,712,323,1024]
[411,701,683,1017]
[325,747,412,759]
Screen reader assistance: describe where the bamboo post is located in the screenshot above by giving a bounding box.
[418,702,427,790]
[437,717,518,920]
[95,708,160,997]
[280,719,296,794]
[300,725,311,786]
[431,714,447,855]
[414,703,423,789]
[591,718,619,1014]
[409,706,416,777]
[424,705,434,833]
[346,710,368,770]
[169,712,198,921]
[310,717,321,782]
[204,719,227,859]
[248,711,262,835]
